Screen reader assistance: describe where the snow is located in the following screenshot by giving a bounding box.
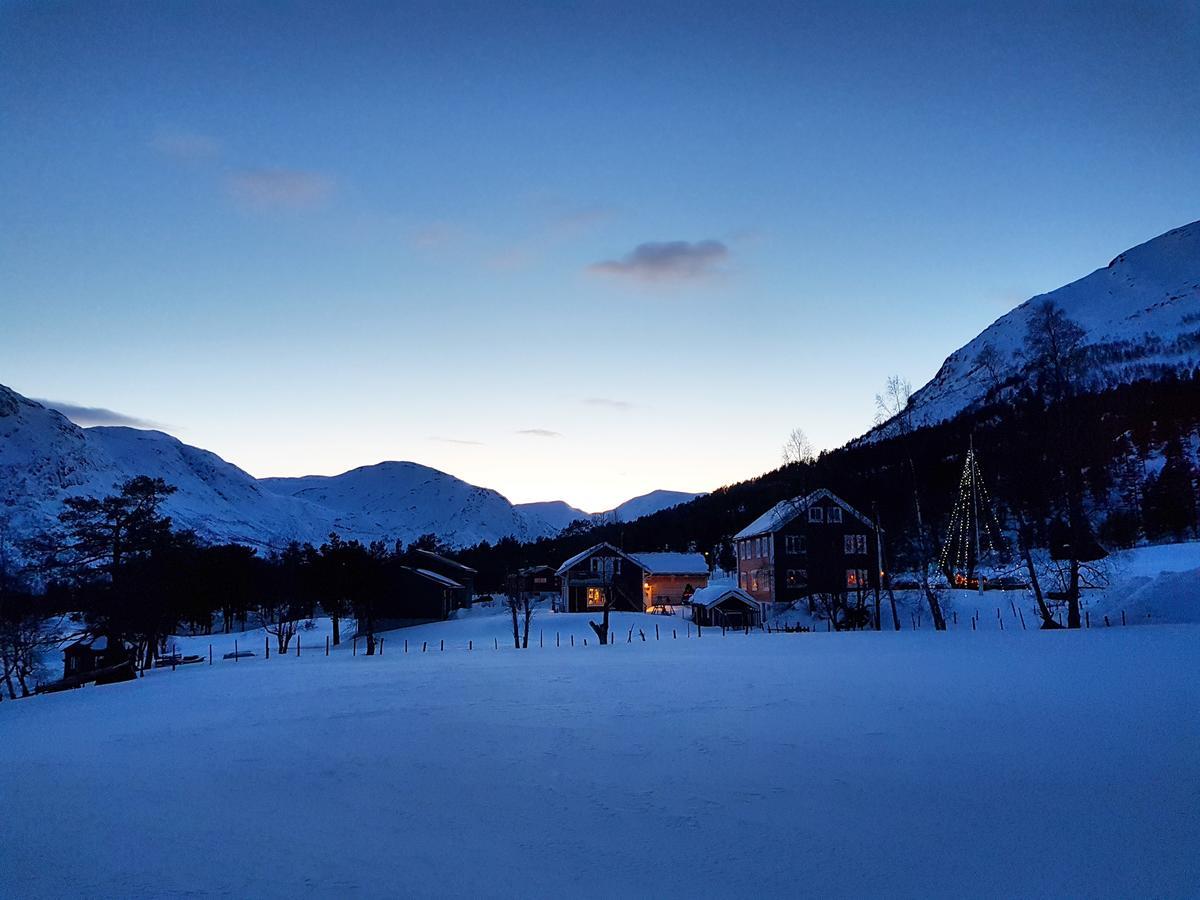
[630,551,709,575]
[689,584,757,609]
[516,489,705,534]
[873,220,1200,435]
[4,602,1199,897]
[733,488,874,539]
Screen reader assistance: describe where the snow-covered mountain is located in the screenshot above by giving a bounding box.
[260,462,557,547]
[0,386,333,552]
[0,384,699,554]
[884,220,1200,434]
[515,489,704,533]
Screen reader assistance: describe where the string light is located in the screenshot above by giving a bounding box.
[940,444,1005,585]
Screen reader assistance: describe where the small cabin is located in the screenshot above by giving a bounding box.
[371,567,457,631]
[408,549,477,608]
[631,552,709,609]
[61,634,134,682]
[689,585,763,628]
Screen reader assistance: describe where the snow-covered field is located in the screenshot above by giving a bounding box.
[3,613,1199,897]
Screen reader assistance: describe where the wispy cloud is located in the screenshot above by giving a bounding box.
[225,168,335,212]
[583,397,633,411]
[35,399,162,429]
[587,239,728,282]
[516,428,563,438]
[428,435,484,446]
[151,129,222,162]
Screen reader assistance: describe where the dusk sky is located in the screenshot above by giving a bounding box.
[3,1,1198,510]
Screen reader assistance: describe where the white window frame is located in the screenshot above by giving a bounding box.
[808,506,823,523]
[827,507,843,524]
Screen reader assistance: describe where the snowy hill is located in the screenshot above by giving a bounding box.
[0,386,332,552]
[883,220,1200,434]
[0,384,696,553]
[514,499,592,532]
[515,489,704,533]
[260,462,558,547]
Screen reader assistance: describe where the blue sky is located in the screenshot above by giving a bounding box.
[2,1,1198,510]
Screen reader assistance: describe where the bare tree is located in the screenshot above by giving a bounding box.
[782,428,816,466]
[503,572,536,649]
[875,375,947,630]
[973,343,1006,396]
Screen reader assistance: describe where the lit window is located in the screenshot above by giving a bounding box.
[844,534,867,554]
[786,568,807,587]
[827,507,843,523]
[808,506,823,523]
[586,587,606,608]
[846,569,867,589]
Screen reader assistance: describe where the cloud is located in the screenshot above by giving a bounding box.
[428,436,484,446]
[516,428,562,438]
[35,399,162,429]
[151,129,222,162]
[583,397,633,411]
[587,239,728,281]
[225,168,335,212]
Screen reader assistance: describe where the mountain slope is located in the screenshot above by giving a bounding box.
[260,462,558,547]
[0,387,332,551]
[514,500,592,532]
[894,220,1200,432]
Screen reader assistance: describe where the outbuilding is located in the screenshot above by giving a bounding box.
[689,585,763,629]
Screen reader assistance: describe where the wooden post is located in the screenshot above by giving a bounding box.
[971,617,976,631]
[673,628,677,640]
[266,638,270,660]
[209,644,212,666]
[1122,609,1126,626]
[326,635,330,656]
[440,639,444,652]
[655,623,659,640]
[353,636,357,656]
[570,634,574,647]
[494,637,498,650]
[297,635,300,657]
[423,641,427,652]
[380,639,384,655]
[1085,610,1090,628]
[540,630,543,648]
[953,610,957,625]
[556,632,560,647]
[469,640,472,651]
[235,639,239,661]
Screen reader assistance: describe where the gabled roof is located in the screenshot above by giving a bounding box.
[733,488,875,539]
[412,548,477,575]
[631,552,709,576]
[689,584,759,610]
[555,542,644,576]
[403,566,464,589]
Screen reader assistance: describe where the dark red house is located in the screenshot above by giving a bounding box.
[734,488,880,607]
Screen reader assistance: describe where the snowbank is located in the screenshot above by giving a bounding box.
[3,624,1198,897]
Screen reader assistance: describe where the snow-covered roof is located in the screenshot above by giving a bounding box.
[733,488,875,539]
[555,542,643,576]
[631,552,709,576]
[408,567,464,589]
[689,585,759,610]
[412,549,477,575]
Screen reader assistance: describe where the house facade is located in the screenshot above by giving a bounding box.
[372,566,457,630]
[733,488,880,606]
[630,552,709,609]
[555,543,645,613]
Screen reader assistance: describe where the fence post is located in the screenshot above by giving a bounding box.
[423,641,427,652]
[297,635,300,657]
[380,639,384,655]
[1122,610,1126,626]
[266,638,270,660]
[556,632,560,647]
[655,623,659,640]
[1018,608,1026,630]
[353,636,357,656]
[405,639,408,653]
[235,639,238,661]
[469,640,472,651]
[209,644,212,666]
[570,634,574,647]
[673,628,677,639]
[540,630,543,648]
[1085,610,1090,628]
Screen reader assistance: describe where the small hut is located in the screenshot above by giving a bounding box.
[689,585,763,629]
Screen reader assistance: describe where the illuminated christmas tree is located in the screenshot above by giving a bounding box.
[939,438,1004,592]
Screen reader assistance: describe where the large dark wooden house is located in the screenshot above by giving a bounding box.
[733,488,880,606]
[555,543,645,613]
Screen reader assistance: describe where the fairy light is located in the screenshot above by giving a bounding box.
[940,445,1006,585]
